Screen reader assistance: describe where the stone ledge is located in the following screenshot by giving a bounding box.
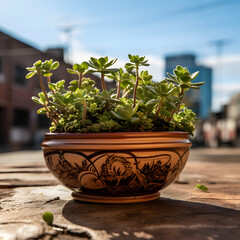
[0,149,240,240]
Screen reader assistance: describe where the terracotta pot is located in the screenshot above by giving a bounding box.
[42,131,191,203]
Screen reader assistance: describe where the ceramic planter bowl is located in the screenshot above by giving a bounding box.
[41,132,191,203]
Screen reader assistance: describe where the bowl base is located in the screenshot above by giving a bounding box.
[72,192,160,204]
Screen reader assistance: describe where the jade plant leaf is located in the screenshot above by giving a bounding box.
[43,212,54,226]
[194,184,208,192]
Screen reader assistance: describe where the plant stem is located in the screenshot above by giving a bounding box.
[82,100,87,121]
[176,88,185,113]
[133,66,139,107]
[78,73,83,88]
[37,71,49,103]
[47,76,55,94]
[179,87,184,101]
[37,71,57,125]
[155,100,162,118]
[101,72,106,90]
[116,81,121,99]
[44,102,57,125]
[168,109,175,122]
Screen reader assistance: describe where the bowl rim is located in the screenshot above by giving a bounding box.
[44,131,189,140]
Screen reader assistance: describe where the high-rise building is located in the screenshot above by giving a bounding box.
[165,54,212,119]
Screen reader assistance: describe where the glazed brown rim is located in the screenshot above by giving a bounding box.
[44,131,189,140]
[42,131,191,151]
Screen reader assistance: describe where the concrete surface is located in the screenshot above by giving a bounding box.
[0,148,240,240]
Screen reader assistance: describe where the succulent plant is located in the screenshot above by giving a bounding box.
[26,55,204,136]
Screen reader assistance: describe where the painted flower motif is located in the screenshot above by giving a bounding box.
[99,154,133,185]
[44,150,185,194]
[78,171,106,189]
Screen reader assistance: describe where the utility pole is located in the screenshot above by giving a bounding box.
[60,23,78,63]
[209,39,232,111]
[210,39,231,57]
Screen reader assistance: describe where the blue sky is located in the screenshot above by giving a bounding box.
[1,0,240,111]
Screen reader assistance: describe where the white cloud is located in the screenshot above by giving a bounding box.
[62,34,240,113]
[212,83,240,111]
[197,54,240,74]
[71,40,100,63]
[114,55,165,81]
[198,54,240,65]
[198,54,240,111]
[213,83,240,92]
[69,39,165,81]
[211,96,230,112]
[146,55,165,81]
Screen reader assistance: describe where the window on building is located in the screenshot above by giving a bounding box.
[38,115,51,129]
[0,107,6,143]
[0,58,2,73]
[13,109,29,127]
[14,66,27,86]
[0,58,4,83]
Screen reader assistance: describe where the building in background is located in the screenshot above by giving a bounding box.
[165,54,212,119]
[202,93,240,148]
[216,93,240,147]
[227,93,240,120]
[0,30,111,151]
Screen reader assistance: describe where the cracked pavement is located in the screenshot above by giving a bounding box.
[0,148,240,240]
